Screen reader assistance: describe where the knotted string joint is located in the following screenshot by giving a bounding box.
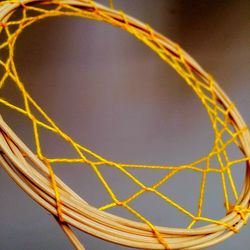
[228,203,250,225]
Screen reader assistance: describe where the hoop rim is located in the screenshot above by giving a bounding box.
[1,0,250,249]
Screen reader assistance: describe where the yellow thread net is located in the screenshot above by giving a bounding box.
[0,0,250,249]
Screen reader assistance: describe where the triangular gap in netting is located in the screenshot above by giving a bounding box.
[208,152,241,206]
[125,167,172,187]
[4,10,26,34]
[52,161,113,208]
[229,160,246,201]
[0,74,25,109]
[209,111,242,160]
[209,119,245,170]
[196,79,215,103]
[223,137,248,202]
[198,171,230,222]
[215,98,235,123]
[0,8,32,61]
[221,122,243,148]
[129,188,191,228]
[31,112,123,179]
[36,124,84,160]
[191,157,208,170]
[0,77,39,151]
[208,153,227,170]
[212,116,231,138]
[106,204,143,223]
[23,99,54,128]
[172,59,215,103]
[206,101,228,129]
[24,3,58,18]
[156,168,203,220]
[190,67,213,90]
[173,57,214,104]
[97,164,143,205]
[223,164,245,205]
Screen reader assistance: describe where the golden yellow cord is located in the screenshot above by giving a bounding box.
[0,1,250,249]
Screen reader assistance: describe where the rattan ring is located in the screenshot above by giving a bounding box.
[0,0,250,249]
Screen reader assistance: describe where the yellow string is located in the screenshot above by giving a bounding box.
[109,0,114,9]
[1,0,250,248]
[228,204,250,225]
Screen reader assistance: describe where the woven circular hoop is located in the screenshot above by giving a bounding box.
[1,0,250,249]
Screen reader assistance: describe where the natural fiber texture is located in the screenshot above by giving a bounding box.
[0,0,250,249]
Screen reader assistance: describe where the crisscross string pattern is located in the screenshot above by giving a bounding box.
[1,0,250,249]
